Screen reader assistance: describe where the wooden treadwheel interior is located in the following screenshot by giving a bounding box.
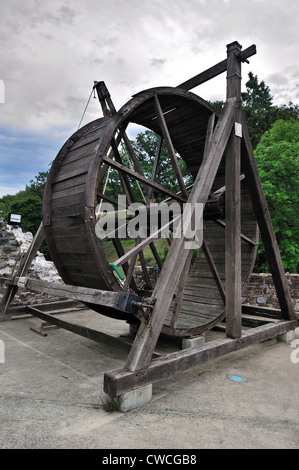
[43,87,258,337]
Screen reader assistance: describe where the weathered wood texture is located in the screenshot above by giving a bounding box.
[43,86,258,336]
[104,319,296,396]
[225,41,242,338]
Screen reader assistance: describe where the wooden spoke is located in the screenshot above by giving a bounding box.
[212,219,257,246]
[97,121,130,192]
[124,240,139,289]
[110,139,136,204]
[202,240,226,302]
[112,237,138,291]
[154,95,189,199]
[149,242,163,270]
[170,248,193,329]
[102,156,186,203]
[139,248,152,289]
[113,213,181,267]
[204,113,216,155]
[146,136,163,202]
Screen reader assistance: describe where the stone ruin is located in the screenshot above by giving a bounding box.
[0,212,62,308]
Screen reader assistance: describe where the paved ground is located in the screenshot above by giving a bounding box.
[0,307,298,450]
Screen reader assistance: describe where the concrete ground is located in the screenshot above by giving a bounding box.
[0,306,298,449]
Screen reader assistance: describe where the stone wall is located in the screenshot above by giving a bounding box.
[0,212,62,307]
[242,273,299,313]
[134,266,299,314]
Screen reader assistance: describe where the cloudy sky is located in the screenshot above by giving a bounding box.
[0,0,298,198]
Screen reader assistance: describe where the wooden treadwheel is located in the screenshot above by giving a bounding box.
[43,85,258,337]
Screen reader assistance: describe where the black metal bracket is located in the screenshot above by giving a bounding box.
[115,292,156,315]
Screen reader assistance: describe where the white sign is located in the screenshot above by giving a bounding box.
[10,214,21,223]
[235,122,242,137]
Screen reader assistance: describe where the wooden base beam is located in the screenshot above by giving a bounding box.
[104,319,296,397]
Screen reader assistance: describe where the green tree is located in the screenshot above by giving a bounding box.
[25,171,49,199]
[254,119,299,273]
[10,196,42,235]
[131,130,192,197]
[211,74,299,150]
[241,72,274,149]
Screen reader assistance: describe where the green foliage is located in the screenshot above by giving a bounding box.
[211,73,298,150]
[10,196,42,234]
[25,171,49,199]
[0,172,50,259]
[241,71,274,149]
[254,119,299,273]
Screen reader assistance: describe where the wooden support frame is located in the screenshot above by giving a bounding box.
[104,319,296,397]
[124,96,237,372]
[103,40,296,398]
[1,41,295,408]
[225,41,242,339]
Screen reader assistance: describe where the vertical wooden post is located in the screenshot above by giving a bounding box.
[225,41,242,338]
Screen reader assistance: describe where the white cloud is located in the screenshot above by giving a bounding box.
[0,0,298,134]
[0,0,298,194]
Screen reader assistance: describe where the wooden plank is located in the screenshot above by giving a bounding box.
[15,277,119,307]
[104,319,295,396]
[241,304,282,318]
[26,306,132,352]
[124,97,236,372]
[240,111,296,321]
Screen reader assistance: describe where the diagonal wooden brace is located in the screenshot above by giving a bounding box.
[125,97,237,372]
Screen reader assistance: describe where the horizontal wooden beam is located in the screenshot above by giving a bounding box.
[26,305,131,349]
[104,319,296,396]
[241,304,283,318]
[14,277,119,307]
[178,44,256,91]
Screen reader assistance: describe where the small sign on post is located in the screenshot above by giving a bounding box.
[235,122,242,137]
[7,213,22,227]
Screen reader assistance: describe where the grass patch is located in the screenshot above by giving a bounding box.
[101,395,123,412]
